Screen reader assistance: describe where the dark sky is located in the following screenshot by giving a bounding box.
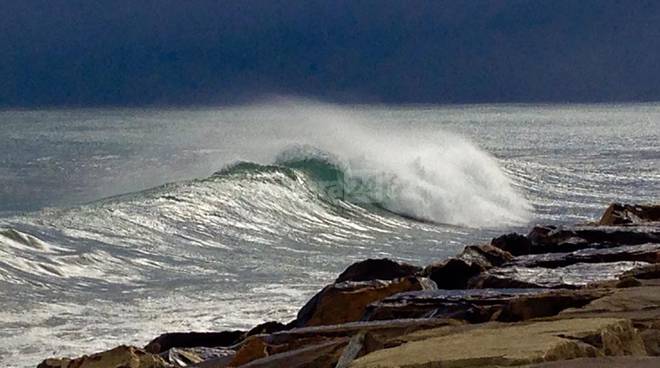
[2,0,660,106]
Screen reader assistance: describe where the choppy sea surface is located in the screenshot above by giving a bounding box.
[0,102,658,367]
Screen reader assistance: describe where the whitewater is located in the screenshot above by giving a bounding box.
[1,102,658,367]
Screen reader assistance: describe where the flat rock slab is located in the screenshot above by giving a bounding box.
[364,289,545,322]
[511,243,660,268]
[523,356,660,367]
[559,285,660,324]
[474,261,647,288]
[349,318,646,368]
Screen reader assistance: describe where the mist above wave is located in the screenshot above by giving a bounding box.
[233,100,532,227]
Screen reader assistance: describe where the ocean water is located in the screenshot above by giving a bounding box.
[0,102,658,367]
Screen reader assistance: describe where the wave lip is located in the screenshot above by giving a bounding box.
[210,138,531,228]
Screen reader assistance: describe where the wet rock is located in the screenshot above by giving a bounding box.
[363,289,543,323]
[457,244,514,267]
[160,347,234,367]
[423,258,483,289]
[38,345,171,368]
[294,276,428,327]
[621,263,660,280]
[334,258,421,283]
[349,318,647,368]
[599,203,660,226]
[511,243,660,269]
[145,331,244,354]
[470,261,647,289]
[526,225,660,254]
[491,233,532,256]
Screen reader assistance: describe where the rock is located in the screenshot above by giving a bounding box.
[38,345,171,368]
[423,258,483,289]
[363,289,543,323]
[246,321,289,337]
[334,259,421,283]
[230,318,458,367]
[349,318,647,368]
[493,289,609,322]
[599,203,660,226]
[491,233,533,256]
[470,261,647,289]
[526,225,660,254]
[262,318,459,346]
[467,273,556,289]
[621,263,660,280]
[144,331,244,354]
[511,243,660,269]
[521,357,660,367]
[640,329,660,356]
[234,338,349,368]
[160,347,234,367]
[559,285,660,325]
[615,276,643,288]
[293,276,427,327]
[364,288,606,324]
[458,244,514,267]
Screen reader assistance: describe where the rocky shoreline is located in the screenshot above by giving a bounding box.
[38,203,660,368]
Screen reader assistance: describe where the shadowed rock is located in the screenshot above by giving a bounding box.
[334,259,421,283]
[491,233,532,256]
[144,331,244,354]
[599,203,660,226]
[423,258,483,289]
[363,289,543,323]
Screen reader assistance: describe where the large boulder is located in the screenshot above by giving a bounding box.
[38,345,171,368]
[349,318,647,368]
[293,276,429,327]
[599,203,660,226]
[422,258,483,289]
[491,233,533,256]
[334,258,421,283]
